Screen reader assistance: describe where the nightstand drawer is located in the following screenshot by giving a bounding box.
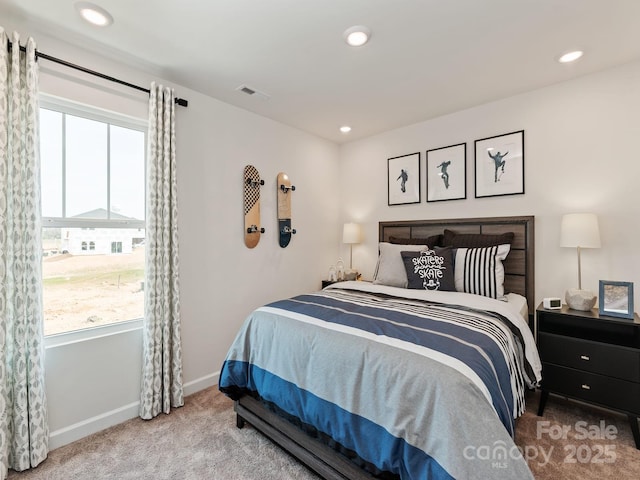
[542,364,640,415]
[538,332,640,382]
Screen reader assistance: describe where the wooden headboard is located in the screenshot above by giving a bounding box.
[379,216,535,317]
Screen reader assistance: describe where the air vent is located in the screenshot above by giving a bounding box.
[236,85,271,101]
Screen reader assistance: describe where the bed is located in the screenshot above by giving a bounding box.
[219,216,540,480]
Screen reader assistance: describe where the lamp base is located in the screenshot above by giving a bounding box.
[344,269,359,281]
[565,288,597,311]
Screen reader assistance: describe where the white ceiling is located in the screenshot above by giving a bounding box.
[2,0,640,144]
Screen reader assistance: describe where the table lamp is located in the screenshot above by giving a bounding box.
[560,213,601,311]
[342,223,362,276]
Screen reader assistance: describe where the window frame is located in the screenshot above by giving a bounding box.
[39,94,148,338]
[40,94,147,229]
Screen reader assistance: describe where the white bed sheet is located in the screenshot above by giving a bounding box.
[505,292,529,321]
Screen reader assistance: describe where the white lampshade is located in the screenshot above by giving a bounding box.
[343,223,361,244]
[560,213,601,249]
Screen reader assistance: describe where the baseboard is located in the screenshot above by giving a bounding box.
[49,401,140,450]
[48,371,221,450]
[183,371,220,396]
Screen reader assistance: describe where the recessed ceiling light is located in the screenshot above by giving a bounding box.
[343,26,371,47]
[558,50,583,63]
[340,126,352,133]
[75,2,114,27]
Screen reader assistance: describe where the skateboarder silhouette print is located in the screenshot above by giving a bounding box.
[387,152,420,205]
[397,169,408,192]
[474,130,524,198]
[426,142,466,202]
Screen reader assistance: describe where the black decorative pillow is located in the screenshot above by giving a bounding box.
[389,234,443,248]
[401,247,455,291]
[442,229,514,248]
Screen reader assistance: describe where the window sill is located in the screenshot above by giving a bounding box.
[44,318,143,349]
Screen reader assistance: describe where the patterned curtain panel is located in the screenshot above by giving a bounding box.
[139,82,184,419]
[0,30,49,476]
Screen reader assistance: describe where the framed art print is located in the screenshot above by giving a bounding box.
[426,143,466,202]
[598,280,634,319]
[388,152,420,205]
[474,130,524,198]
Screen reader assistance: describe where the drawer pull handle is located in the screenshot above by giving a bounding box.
[580,355,590,361]
[581,384,591,390]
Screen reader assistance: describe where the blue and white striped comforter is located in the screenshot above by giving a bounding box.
[219,281,542,480]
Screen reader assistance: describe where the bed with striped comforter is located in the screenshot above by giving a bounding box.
[219,281,542,480]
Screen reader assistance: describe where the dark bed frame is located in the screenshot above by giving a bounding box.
[234,215,536,480]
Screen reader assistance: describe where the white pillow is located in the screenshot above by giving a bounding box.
[454,244,510,299]
[373,242,428,288]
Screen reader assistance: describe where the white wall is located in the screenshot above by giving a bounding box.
[176,83,342,393]
[339,60,640,311]
[4,20,341,448]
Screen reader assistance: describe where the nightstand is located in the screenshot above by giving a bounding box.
[536,303,640,449]
[322,279,341,289]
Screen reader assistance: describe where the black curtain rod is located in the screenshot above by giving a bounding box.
[9,41,188,107]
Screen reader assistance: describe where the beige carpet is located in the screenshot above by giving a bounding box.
[517,390,640,479]
[8,388,640,479]
[8,388,319,480]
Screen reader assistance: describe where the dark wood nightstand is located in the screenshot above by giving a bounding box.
[536,303,640,448]
[322,279,341,289]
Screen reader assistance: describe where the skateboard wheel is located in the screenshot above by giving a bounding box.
[291,185,296,191]
[260,228,265,233]
[246,178,264,187]
[292,229,297,234]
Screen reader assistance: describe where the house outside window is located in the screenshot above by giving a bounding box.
[40,96,147,336]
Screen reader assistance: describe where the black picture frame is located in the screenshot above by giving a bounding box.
[599,280,635,319]
[426,143,466,202]
[474,130,524,198]
[387,152,421,206]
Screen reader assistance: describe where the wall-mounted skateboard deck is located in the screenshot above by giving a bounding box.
[277,172,295,248]
[244,165,264,248]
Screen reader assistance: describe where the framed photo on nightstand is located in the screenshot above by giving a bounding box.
[599,280,634,319]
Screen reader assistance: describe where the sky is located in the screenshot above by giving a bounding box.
[40,108,146,221]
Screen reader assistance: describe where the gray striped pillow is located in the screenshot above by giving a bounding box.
[454,244,510,299]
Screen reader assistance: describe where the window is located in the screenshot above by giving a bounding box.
[111,242,123,254]
[40,97,147,336]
